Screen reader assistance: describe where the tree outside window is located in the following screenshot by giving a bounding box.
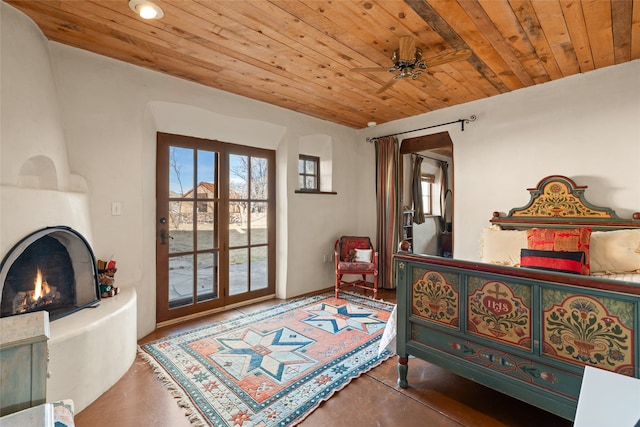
[298,155,320,191]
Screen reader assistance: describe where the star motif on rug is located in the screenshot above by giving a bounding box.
[302,302,385,334]
[212,327,317,382]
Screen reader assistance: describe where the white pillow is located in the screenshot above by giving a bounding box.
[590,229,640,273]
[479,225,528,266]
[354,248,373,262]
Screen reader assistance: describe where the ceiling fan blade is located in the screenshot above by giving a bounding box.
[350,67,393,73]
[398,36,416,62]
[416,72,441,86]
[424,49,472,67]
[376,77,399,94]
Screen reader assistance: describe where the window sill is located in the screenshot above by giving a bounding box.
[295,190,337,195]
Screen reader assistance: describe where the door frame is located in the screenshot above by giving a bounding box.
[399,131,454,256]
[156,132,276,324]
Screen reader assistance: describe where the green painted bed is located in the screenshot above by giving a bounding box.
[394,175,640,420]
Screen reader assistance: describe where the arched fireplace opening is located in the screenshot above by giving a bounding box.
[0,226,100,320]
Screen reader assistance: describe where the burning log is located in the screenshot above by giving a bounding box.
[11,284,60,315]
[10,267,62,315]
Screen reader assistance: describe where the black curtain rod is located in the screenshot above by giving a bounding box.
[412,152,447,164]
[366,115,477,143]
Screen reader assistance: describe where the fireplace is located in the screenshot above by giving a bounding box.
[0,226,100,320]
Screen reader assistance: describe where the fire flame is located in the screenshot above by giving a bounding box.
[33,267,51,301]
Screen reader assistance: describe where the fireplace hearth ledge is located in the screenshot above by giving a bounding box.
[46,286,137,412]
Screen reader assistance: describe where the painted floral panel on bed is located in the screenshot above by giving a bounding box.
[411,270,459,328]
[510,180,612,219]
[542,290,635,376]
[467,278,532,349]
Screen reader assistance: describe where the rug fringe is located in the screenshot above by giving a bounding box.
[137,345,208,427]
[339,290,396,306]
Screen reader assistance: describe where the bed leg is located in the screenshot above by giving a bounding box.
[398,356,409,388]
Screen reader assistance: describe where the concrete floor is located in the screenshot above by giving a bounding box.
[75,288,572,427]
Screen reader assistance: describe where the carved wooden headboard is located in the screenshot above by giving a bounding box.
[490,175,640,231]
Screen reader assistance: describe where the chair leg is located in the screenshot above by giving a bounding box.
[373,273,379,299]
[335,274,340,299]
[363,274,378,299]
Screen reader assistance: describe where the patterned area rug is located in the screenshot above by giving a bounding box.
[139,293,395,426]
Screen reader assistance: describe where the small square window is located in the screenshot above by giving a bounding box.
[421,174,434,215]
[298,155,320,192]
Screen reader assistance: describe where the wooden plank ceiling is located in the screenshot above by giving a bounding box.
[6,0,640,129]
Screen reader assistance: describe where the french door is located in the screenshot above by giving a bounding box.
[156,133,275,323]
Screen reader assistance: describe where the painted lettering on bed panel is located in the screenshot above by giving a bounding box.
[542,290,634,376]
[411,270,459,328]
[467,278,532,349]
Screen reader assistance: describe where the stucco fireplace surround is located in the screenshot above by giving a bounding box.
[0,187,137,413]
[1,3,138,412]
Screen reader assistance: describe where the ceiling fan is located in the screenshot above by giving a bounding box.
[351,36,472,94]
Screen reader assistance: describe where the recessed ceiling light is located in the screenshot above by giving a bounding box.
[367,121,377,127]
[129,0,164,20]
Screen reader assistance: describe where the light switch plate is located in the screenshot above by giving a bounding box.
[111,202,121,216]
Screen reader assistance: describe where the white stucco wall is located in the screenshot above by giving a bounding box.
[0,3,94,254]
[0,2,70,190]
[1,4,137,411]
[361,59,640,262]
[46,35,373,337]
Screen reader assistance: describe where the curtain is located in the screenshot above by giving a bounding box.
[439,161,450,233]
[375,136,401,290]
[411,155,424,225]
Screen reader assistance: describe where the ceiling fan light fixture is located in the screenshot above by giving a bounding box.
[129,0,164,19]
[350,36,470,94]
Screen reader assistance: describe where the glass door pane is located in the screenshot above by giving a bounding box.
[195,150,218,303]
[229,248,248,295]
[228,154,270,297]
[229,154,248,296]
[158,139,221,320]
[168,146,195,308]
[250,246,268,290]
[250,158,269,292]
[168,255,193,308]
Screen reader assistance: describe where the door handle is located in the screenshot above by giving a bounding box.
[160,229,173,245]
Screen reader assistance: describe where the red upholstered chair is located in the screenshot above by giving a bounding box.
[334,236,379,299]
